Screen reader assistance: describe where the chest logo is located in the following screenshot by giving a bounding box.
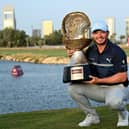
[122,59,125,64]
[106,58,111,63]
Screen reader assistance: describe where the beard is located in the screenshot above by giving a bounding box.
[93,39,108,46]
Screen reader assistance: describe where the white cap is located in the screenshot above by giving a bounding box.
[91,21,108,33]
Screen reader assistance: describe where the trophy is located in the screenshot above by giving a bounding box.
[62,11,92,83]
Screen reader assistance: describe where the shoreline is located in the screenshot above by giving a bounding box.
[0,55,70,64]
[1,55,129,64]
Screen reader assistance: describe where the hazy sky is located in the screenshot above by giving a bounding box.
[0,0,129,37]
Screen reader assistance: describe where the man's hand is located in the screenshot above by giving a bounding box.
[66,47,80,58]
[83,72,128,85]
[83,75,99,84]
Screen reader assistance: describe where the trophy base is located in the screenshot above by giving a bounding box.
[63,64,91,83]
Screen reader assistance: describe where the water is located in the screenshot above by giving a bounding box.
[0,60,77,114]
[0,60,123,114]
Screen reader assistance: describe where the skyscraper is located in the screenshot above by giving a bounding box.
[106,17,115,39]
[125,17,129,38]
[2,5,16,29]
[42,20,53,37]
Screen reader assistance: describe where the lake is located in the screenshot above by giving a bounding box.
[0,60,78,114]
[0,60,119,114]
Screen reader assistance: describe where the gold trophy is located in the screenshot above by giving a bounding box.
[62,11,92,50]
[62,12,92,83]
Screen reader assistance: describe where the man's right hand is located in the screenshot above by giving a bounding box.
[66,47,79,58]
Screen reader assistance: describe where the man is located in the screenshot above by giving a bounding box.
[67,21,129,127]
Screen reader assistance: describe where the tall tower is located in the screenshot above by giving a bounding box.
[42,20,53,37]
[125,17,129,39]
[2,5,16,29]
[106,17,115,39]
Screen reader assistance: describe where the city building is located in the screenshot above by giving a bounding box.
[125,17,129,41]
[2,5,16,29]
[42,20,53,37]
[32,29,41,38]
[106,17,115,39]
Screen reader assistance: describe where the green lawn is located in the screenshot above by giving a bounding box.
[0,47,67,57]
[0,45,129,57]
[0,106,129,129]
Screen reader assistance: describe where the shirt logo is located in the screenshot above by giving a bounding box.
[122,59,125,64]
[106,58,111,63]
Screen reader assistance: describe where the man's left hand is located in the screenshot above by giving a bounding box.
[83,75,99,84]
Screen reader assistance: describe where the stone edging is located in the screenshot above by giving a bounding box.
[1,55,129,64]
[0,55,69,64]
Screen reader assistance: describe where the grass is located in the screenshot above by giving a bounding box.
[0,47,67,57]
[0,45,129,57]
[0,106,129,129]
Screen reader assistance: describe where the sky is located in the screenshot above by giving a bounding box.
[0,0,129,38]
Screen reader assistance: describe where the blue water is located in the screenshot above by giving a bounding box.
[0,60,119,114]
[0,60,77,114]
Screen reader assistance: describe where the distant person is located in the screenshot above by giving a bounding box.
[66,21,129,127]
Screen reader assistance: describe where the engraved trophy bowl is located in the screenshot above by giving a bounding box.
[62,11,92,50]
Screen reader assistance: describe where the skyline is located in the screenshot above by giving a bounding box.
[0,0,129,37]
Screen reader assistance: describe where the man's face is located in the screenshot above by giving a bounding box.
[92,30,109,45]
